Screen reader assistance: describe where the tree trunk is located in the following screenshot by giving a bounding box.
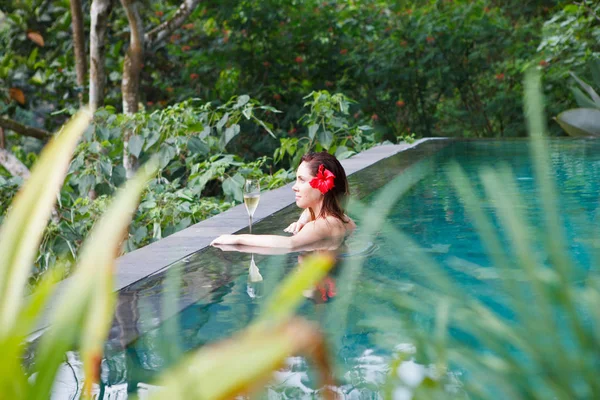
[0,117,52,140]
[120,0,144,178]
[89,0,113,112]
[120,0,143,116]
[0,128,4,149]
[70,0,87,106]
[144,0,201,47]
[118,0,200,178]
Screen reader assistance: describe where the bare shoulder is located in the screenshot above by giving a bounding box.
[313,215,355,235]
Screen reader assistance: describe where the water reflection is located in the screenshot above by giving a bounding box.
[247,254,264,299]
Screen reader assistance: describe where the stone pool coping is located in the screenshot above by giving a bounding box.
[30,138,446,337]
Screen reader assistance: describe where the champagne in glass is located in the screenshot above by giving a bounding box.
[243,179,260,232]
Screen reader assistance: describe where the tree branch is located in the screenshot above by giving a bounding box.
[0,148,29,180]
[0,118,52,140]
[575,2,600,23]
[144,0,201,47]
[0,148,61,224]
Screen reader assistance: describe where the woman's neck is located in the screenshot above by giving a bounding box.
[309,201,324,220]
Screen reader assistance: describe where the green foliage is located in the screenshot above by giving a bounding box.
[0,0,81,128]
[4,95,295,277]
[397,133,416,144]
[538,1,600,71]
[274,91,376,168]
[1,0,569,141]
[0,176,21,224]
[537,0,600,124]
[158,0,560,138]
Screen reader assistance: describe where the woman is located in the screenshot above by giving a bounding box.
[211,151,356,250]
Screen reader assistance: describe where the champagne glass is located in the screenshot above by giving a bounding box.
[243,179,260,233]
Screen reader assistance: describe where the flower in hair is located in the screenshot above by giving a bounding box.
[310,164,336,194]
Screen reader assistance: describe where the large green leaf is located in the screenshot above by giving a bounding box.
[589,58,600,89]
[555,108,600,137]
[571,86,600,109]
[255,253,335,326]
[570,72,600,105]
[219,123,240,149]
[128,135,144,158]
[0,110,91,336]
[150,319,333,400]
[222,173,244,202]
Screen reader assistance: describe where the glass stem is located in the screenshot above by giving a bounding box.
[249,215,253,234]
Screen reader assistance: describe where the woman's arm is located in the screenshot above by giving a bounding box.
[212,235,343,254]
[211,218,339,250]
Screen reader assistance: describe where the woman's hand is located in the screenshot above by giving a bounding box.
[284,209,310,235]
[210,235,239,246]
[283,221,305,235]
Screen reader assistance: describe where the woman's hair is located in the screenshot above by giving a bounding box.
[301,151,349,222]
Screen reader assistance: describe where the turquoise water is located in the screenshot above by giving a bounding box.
[96,139,600,398]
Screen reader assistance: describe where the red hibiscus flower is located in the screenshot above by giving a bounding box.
[309,164,336,194]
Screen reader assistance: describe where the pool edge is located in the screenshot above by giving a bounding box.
[28,137,448,337]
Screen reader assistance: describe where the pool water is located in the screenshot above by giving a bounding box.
[92,139,600,398]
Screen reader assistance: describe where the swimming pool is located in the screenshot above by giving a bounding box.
[85,139,599,398]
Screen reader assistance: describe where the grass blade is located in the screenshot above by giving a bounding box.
[30,159,158,399]
[150,319,334,400]
[0,110,91,336]
[256,252,335,326]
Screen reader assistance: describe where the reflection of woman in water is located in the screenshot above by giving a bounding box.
[211,152,356,249]
[297,250,339,303]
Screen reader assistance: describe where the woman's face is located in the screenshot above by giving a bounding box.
[292,161,322,209]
